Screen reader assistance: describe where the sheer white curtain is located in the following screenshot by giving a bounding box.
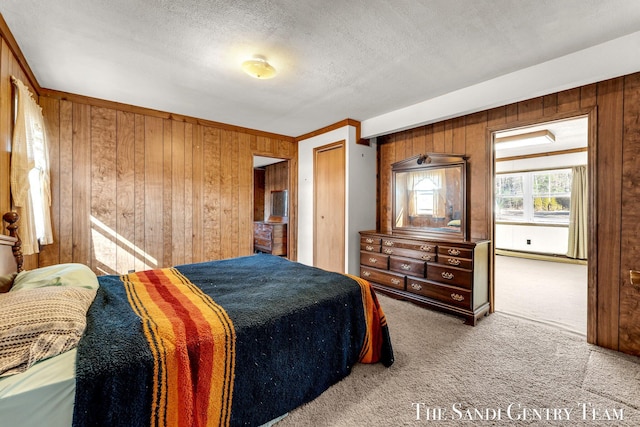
[10,76,53,255]
[567,165,587,259]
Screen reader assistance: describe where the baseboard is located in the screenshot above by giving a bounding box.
[495,249,587,265]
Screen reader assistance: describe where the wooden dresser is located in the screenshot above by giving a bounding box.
[254,222,287,256]
[360,230,490,325]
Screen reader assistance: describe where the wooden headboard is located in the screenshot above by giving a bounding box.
[1,212,23,276]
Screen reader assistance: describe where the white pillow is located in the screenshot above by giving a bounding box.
[0,286,96,377]
[11,263,99,292]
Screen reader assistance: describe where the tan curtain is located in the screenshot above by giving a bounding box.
[10,76,53,255]
[406,173,418,217]
[567,165,587,259]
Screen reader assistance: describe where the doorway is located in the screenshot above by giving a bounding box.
[492,116,589,334]
[253,156,289,255]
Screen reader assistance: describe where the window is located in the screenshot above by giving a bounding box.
[496,168,573,224]
[415,189,435,215]
[495,174,524,221]
[413,177,438,216]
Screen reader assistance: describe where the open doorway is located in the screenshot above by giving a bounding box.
[492,116,588,335]
[253,156,289,257]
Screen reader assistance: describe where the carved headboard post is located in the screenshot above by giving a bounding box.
[3,211,24,272]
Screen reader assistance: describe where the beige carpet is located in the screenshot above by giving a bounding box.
[276,294,640,426]
[494,255,587,335]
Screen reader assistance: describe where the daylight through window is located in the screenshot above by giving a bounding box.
[495,168,573,224]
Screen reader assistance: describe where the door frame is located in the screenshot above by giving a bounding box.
[252,155,292,257]
[487,108,597,343]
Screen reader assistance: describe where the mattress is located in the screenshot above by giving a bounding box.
[0,348,76,427]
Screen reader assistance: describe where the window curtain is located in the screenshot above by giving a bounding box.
[567,165,587,259]
[406,170,447,218]
[429,169,447,219]
[10,76,53,255]
[406,172,420,217]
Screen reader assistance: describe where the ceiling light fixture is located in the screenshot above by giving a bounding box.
[242,55,277,79]
[494,129,555,150]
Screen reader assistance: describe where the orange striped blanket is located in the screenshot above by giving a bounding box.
[123,268,235,427]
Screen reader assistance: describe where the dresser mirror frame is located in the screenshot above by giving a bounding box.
[392,153,468,241]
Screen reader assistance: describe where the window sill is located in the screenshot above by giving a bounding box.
[496,221,569,228]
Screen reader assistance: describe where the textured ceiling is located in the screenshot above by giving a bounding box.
[2,1,640,137]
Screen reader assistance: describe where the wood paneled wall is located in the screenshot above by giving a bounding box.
[376,73,640,356]
[36,94,297,275]
[253,169,266,222]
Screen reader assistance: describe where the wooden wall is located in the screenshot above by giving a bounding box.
[36,92,297,275]
[376,73,640,356]
[253,168,265,222]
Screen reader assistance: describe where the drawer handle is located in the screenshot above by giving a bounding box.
[451,293,465,301]
[365,238,374,243]
[401,263,411,271]
[422,255,432,261]
[420,245,433,252]
[441,272,454,280]
[383,248,393,254]
[448,258,461,266]
[383,240,394,247]
[410,282,422,291]
[362,271,371,277]
[391,278,401,285]
[369,257,378,264]
[365,245,374,251]
[448,248,461,256]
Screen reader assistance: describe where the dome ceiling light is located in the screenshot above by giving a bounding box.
[241,55,277,79]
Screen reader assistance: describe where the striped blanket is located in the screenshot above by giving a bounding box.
[73,254,393,427]
[123,268,235,427]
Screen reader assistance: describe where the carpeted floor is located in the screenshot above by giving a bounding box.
[494,255,587,335]
[276,294,640,426]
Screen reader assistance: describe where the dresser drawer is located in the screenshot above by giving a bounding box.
[254,228,271,240]
[254,237,273,249]
[389,256,426,277]
[360,267,405,290]
[427,264,472,289]
[405,278,472,310]
[361,236,381,245]
[380,246,437,262]
[438,245,473,259]
[381,238,436,253]
[254,222,270,233]
[361,243,381,253]
[439,255,472,269]
[360,252,389,269]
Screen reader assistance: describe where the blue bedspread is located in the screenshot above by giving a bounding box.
[74,254,393,427]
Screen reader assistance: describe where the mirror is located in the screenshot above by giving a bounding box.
[392,153,467,240]
[270,190,288,219]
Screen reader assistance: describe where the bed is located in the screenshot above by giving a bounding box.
[0,212,393,426]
